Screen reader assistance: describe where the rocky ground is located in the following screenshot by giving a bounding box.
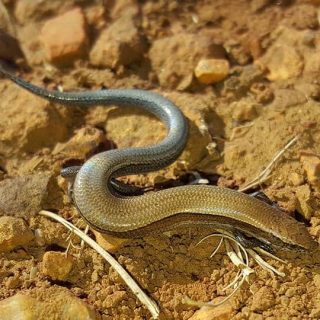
[1,0,320,319]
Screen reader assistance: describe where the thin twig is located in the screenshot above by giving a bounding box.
[191,229,287,308]
[39,210,160,319]
[247,249,285,277]
[210,238,224,258]
[239,134,300,192]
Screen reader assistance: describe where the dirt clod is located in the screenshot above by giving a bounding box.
[1,1,320,319]
[0,216,34,252]
[41,251,74,281]
[40,7,88,65]
[90,13,147,69]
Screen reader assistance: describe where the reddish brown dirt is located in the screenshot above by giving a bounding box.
[1,1,320,319]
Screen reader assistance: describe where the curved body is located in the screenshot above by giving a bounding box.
[0,64,317,253]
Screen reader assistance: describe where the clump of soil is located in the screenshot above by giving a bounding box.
[1,1,320,319]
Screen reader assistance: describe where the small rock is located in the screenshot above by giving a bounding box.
[0,289,97,320]
[42,251,74,280]
[149,33,226,90]
[103,291,127,308]
[40,7,88,65]
[251,286,275,312]
[285,287,299,298]
[314,274,320,288]
[295,184,313,220]
[247,35,264,60]
[5,275,22,289]
[189,298,234,320]
[250,82,274,104]
[90,14,147,68]
[288,172,304,186]
[0,216,34,252]
[53,126,106,158]
[231,98,258,122]
[85,5,106,30]
[224,40,251,65]
[93,231,129,253]
[300,151,320,189]
[257,44,303,81]
[0,173,51,218]
[194,59,229,84]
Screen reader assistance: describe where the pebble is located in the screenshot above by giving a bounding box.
[102,291,127,308]
[42,251,74,281]
[194,59,229,84]
[288,172,304,186]
[300,151,320,189]
[295,184,313,220]
[224,39,251,65]
[231,98,258,122]
[0,216,34,252]
[40,7,88,65]
[251,286,275,312]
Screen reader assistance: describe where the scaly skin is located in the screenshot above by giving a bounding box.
[0,63,318,253]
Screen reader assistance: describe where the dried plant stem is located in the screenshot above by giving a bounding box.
[239,134,300,192]
[189,229,286,308]
[39,210,160,319]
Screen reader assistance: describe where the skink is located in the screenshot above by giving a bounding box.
[0,64,318,253]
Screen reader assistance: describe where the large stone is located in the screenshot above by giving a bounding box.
[40,7,88,65]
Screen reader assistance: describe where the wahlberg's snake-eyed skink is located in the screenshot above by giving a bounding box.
[0,64,318,253]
